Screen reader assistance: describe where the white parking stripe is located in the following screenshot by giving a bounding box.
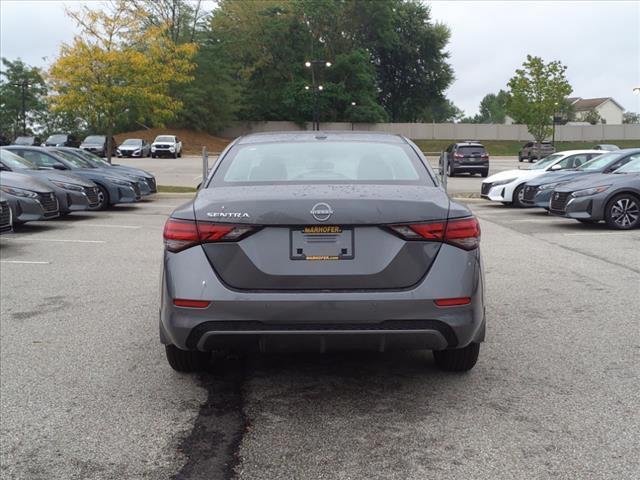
[82,224,141,229]
[10,238,106,244]
[564,232,640,236]
[0,260,50,265]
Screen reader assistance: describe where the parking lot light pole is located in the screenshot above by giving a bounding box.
[552,101,559,147]
[305,60,331,130]
[350,102,356,130]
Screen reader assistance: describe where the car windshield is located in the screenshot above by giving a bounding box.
[614,157,640,173]
[212,141,430,186]
[530,153,564,170]
[1,149,37,170]
[122,139,142,145]
[576,153,618,171]
[76,149,111,167]
[54,150,95,168]
[84,135,105,143]
[155,136,174,142]
[47,134,67,143]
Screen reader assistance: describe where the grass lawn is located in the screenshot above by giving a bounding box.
[411,139,640,156]
[157,185,197,193]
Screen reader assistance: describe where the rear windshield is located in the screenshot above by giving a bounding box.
[457,146,485,155]
[210,141,432,186]
[46,134,67,143]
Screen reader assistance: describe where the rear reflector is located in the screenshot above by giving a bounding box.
[390,217,480,250]
[163,218,255,252]
[434,297,471,307]
[173,299,211,308]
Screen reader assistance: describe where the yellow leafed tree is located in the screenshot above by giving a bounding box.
[48,1,197,160]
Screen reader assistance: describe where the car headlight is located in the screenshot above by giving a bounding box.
[490,178,517,187]
[51,181,85,192]
[0,186,39,198]
[571,185,611,198]
[538,182,562,191]
[169,146,175,152]
[151,146,156,151]
[105,176,133,187]
[133,149,141,154]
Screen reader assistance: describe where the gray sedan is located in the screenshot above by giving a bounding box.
[160,132,485,373]
[549,156,640,228]
[4,146,141,210]
[0,171,60,223]
[0,148,100,212]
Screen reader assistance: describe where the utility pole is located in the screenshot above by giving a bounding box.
[305,60,331,130]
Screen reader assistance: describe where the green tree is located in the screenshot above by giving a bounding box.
[48,1,197,160]
[623,111,640,124]
[477,90,508,123]
[419,99,463,123]
[0,58,48,138]
[507,55,573,147]
[582,109,604,125]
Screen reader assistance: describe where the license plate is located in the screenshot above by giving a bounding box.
[290,226,354,260]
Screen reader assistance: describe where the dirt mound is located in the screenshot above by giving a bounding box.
[114,128,230,154]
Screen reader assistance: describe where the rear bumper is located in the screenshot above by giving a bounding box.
[159,243,485,352]
[452,163,488,172]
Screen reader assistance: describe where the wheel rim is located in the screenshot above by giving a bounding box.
[610,197,639,227]
[97,190,106,208]
[517,187,525,203]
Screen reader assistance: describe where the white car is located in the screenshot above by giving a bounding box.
[151,135,183,159]
[481,150,603,207]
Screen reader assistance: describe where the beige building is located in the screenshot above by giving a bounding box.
[567,97,624,124]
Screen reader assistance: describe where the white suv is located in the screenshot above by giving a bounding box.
[151,135,183,158]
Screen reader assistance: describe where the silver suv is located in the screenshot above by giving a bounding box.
[518,142,555,162]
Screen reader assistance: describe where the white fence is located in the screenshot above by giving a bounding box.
[219,121,640,141]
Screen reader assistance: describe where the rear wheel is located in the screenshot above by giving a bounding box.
[604,194,640,230]
[434,342,480,372]
[178,150,182,158]
[528,155,533,163]
[512,183,527,208]
[151,153,156,158]
[481,169,489,178]
[165,345,210,372]
[173,151,178,159]
[448,163,455,177]
[518,155,523,163]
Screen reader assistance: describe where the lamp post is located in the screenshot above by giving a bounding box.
[350,101,356,130]
[552,101,559,147]
[11,81,31,135]
[305,60,331,130]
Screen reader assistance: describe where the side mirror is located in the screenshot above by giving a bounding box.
[550,164,562,171]
[196,182,202,190]
[52,163,68,170]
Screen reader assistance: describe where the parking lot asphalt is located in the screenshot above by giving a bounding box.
[1,196,639,479]
[118,155,520,194]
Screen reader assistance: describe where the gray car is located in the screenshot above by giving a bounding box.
[0,171,60,223]
[549,156,640,228]
[0,148,100,212]
[56,147,157,194]
[160,132,485,373]
[0,194,13,234]
[4,146,141,210]
[522,149,638,208]
[116,138,151,158]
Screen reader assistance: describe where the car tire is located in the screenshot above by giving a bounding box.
[173,151,178,159]
[448,163,455,177]
[518,155,523,163]
[92,184,110,211]
[481,169,489,178]
[151,154,156,158]
[165,345,209,372]
[433,342,480,372]
[512,184,527,208]
[604,193,640,230]
[527,155,533,163]
[178,150,182,158]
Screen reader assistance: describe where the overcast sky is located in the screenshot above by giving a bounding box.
[1,0,639,116]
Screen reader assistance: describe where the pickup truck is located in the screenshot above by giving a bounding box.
[151,135,183,158]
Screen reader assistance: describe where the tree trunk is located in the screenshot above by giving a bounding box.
[106,126,113,164]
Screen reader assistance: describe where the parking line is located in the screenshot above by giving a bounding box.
[0,260,50,265]
[12,238,106,244]
[82,224,141,229]
[564,232,640,236]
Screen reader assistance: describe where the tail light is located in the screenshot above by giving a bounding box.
[453,152,464,159]
[481,153,489,159]
[389,217,480,250]
[163,218,255,252]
